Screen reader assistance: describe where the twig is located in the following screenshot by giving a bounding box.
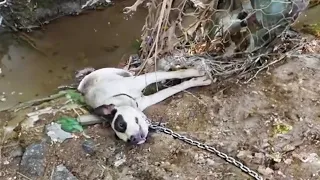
[17,172,33,180]
[244,54,287,83]
[17,32,48,57]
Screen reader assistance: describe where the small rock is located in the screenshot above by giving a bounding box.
[292,152,319,163]
[206,158,215,165]
[283,144,296,152]
[284,158,292,164]
[268,152,282,163]
[0,97,6,102]
[258,166,274,176]
[9,145,23,158]
[114,153,126,167]
[253,153,265,164]
[52,164,78,180]
[3,159,9,165]
[82,140,96,155]
[236,150,253,159]
[114,159,126,167]
[20,142,47,177]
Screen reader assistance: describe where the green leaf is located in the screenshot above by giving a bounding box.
[64,90,85,104]
[57,116,83,133]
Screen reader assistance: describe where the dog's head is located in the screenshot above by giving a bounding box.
[93,104,149,145]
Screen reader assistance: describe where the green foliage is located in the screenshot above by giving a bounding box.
[131,39,142,52]
[64,90,85,104]
[57,117,84,133]
[273,123,292,136]
[301,23,320,37]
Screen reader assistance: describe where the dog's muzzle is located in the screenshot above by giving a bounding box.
[128,132,146,145]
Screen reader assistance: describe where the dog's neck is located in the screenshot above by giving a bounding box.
[108,94,139,109]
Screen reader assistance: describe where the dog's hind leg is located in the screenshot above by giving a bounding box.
[128,68,205,91]
[137,76,212,111]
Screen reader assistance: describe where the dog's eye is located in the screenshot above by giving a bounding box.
[135,117,139,124]
[119,122,124,128]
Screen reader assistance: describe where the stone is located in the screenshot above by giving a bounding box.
[20,142,47,177]
[114,152,126,167]
[206,158,215,166]
[257,166,274,176]
[82,140,96,155]
[52,164,78,180]
[9,145,23,158]
[252,153,265,164]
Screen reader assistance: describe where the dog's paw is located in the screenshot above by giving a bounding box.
[187,76,212,86]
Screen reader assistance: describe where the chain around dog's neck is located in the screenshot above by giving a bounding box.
[112,93,139,108]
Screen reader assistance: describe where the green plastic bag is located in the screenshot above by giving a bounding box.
[57,117,83,133]
[64,90,85,104]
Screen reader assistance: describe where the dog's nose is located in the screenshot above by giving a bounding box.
[129,134,144,144]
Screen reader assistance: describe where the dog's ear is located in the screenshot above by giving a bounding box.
[93,104,117,120]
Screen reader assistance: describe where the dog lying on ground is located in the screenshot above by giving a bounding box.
[77,67,212,145]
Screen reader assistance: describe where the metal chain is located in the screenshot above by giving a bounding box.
[148,122,263,180]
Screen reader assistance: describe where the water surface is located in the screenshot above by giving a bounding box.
[0,0,147,110]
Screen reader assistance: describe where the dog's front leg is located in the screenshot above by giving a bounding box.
[137,76,212,111]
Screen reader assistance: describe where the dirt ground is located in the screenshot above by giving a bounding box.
[1,49,320,179]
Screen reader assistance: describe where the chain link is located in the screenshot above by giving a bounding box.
[149,122,263,180]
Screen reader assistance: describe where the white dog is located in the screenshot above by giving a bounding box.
[77,67,212,145]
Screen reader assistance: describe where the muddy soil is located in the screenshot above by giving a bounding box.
[1,39,320,180]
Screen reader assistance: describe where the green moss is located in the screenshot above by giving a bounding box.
[272,122,292,136]
[301,23,320,37]
[32,0,55,9]
[131,39,142,52]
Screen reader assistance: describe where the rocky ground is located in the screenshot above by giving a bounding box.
[1,40,320,180]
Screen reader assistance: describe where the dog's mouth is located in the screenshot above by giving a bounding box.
[128,134,146,145]
[128,128,147,145]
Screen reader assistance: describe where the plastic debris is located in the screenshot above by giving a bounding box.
[46,122,73,143]
[64,90,85,104]
[22,107,55,129]
[78,114,102,126]
[57,117,84,133]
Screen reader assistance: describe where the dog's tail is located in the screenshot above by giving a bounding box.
[75,67,96,82]
[76,67,96,94]
[57,67,96,91]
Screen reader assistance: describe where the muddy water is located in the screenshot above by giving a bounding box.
[294,5,320,27]
[0,0,147,110]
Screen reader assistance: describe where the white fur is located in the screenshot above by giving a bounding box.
[78,67,212,144]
